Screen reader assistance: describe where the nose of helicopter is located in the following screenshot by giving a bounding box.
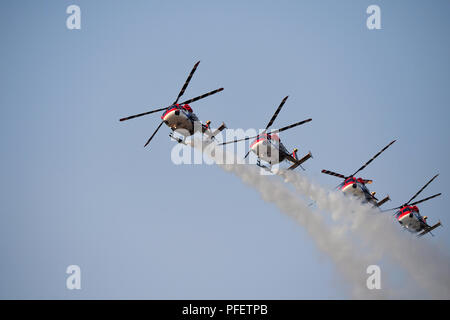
[341,182,364,198]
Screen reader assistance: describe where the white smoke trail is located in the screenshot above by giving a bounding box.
[189,139,393,298]
[282,169,450,299]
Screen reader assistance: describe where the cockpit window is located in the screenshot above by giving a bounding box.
[182,105,192,112]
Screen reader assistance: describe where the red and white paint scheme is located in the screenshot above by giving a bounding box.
[386,174,442,237]
[322,140,396,207]
[395,205,426,232]
[338,177,378,206]
[249,133,284,164]
[160,104,199,136]
[120,61,226,148]
[220,96,313,171]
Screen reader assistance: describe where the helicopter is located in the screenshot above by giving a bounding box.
[219,96,312,171]
[119,61,226,147]
[383,174,442,237]
[321,140,396,206]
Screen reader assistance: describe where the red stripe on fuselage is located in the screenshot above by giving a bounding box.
[341,181,356,190]
[250,134,280,149]
[161,107,178,120]
[397,211,411,220]
[250,137,265,149]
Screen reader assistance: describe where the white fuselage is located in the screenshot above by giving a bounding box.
[339,178,377,206]
[399,215,422,232]
[395,206,425,233]
[250,135,287,165]
[161,107,199,136]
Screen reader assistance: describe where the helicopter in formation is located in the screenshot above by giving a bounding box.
[119,61,226,147]
[219,96,312,172]
[119,61,444,238]
[383,174,442,237]
[321,140,396,207]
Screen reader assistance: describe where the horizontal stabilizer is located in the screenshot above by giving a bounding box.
[377,195,391,207]
[418,221,442,237]
[211,122,227,137]
[288,151,312,170]
[204,122,227,138]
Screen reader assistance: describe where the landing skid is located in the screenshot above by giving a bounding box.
[257,159,273,173]
[287,151,312,171]
[169,133,187,145]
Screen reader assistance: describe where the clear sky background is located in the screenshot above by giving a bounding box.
[0,0,449,299]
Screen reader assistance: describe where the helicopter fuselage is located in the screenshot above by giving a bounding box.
[338,177,377,206]
[161,104,202,136]
[394,205,428,233]
[249,133,290,165]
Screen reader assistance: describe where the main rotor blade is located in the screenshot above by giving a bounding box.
[381,206,402,213]
[265,96,288,130]
[179,88,224,105]
[321,170,346,179]
[218,134,260,146]
[269,118,312,134]
[410,193,442,206]
[119,107,167,122]
[351,139,396,177]
[406,174,439,205]
[144,121,164,147]
[173,61,200,104]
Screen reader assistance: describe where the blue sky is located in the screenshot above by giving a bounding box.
[0,0,449,299]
